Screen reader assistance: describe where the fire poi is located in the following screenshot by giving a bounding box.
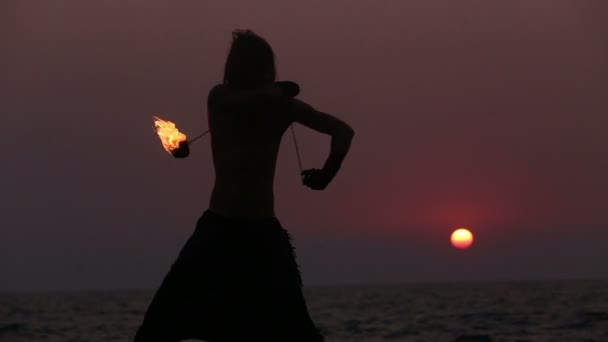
[153,116,208,159]
[152,115,303,172]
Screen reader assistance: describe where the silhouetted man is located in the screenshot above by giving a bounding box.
[135,29,354,342]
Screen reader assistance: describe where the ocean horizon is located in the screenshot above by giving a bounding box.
[1,279,607,341]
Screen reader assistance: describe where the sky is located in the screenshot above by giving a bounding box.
[1,1,607,291]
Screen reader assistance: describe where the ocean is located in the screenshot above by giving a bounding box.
[1,280,607,341]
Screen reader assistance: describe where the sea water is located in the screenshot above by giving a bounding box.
[1,280,607,341]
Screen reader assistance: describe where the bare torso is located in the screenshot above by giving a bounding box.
[207,90,292,220]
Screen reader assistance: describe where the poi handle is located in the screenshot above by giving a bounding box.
[188,130,209,144]
[290,125,303,175]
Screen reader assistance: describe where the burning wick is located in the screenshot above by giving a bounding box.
[153,116,208,159]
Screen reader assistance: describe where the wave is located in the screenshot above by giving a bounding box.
[0,323,26,335]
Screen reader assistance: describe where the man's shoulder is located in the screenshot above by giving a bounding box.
[208,83,227,102]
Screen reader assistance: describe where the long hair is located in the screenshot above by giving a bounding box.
[223,29,276,90]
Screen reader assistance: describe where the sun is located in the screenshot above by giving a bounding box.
[451,228,474,249]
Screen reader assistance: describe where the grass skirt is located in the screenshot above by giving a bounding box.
[134,210,324,341]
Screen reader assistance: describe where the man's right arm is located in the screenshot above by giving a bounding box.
[288,99,354,186]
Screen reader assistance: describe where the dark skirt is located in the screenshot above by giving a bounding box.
[134,210,324,342]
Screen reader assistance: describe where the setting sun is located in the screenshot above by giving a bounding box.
[451,228,474,249]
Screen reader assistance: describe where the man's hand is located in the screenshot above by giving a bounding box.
[301,168,333,190]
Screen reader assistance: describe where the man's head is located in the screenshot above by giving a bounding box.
[223,29,276,90]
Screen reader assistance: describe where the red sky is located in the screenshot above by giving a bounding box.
[1,1,607,290]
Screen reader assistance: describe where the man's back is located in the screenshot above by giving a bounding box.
[207,84,293,219]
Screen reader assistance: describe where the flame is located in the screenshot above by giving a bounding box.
[153,116,187,153]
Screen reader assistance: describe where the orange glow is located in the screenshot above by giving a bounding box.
[451,228,474,249]
[153,116,187,154]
